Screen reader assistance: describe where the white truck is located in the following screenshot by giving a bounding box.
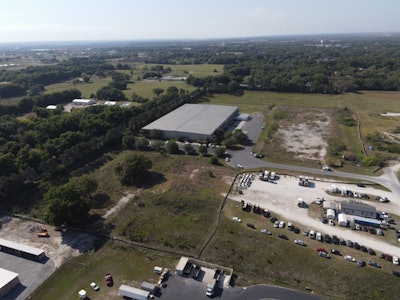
[206,279,217,297]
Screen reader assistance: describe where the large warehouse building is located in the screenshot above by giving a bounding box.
[142,104,239,140]
[0,268,19,298]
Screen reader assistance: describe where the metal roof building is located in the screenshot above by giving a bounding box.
[0,238,45,261]
[142,104,239,140]
[0,268,19,298]
[339,202,377,219]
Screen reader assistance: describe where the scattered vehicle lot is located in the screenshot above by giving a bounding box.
[230,174,400,260]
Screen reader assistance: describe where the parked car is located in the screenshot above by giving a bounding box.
[293,227,300,234]
[246,223,256,229]
[294,239,305,246]
[270,217,278,223]
[232,216,242,223]
[360,246,368,253]
[385,254,393,262]
[357,183,366,187]
[287,222,294,231]
[90,282,100,291]
[328,219,335,226]
[303,229,309,236]
[278,234,288,240]
[315,247,326,252]
[331,249,341,256]
[357,260,366,267]
[319,251,330,258]
[261,229,272,235]
[344,255,356,262]
[368,260,381,268]
[377,229,383,236]
[368,248,376,256]
[279,220,285,228]
[393,270,400,277]
[274,220,279,228]
[354,242,361,250]
[346,240,353,247]
[324,234,332,243]
[105,274,113,286]
[316,232,322,241]
[392,256,399,265]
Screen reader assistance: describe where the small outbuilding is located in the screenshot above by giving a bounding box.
[176,256,190,276]
[326,208,336,219]
[72,98,96,106]
[0,268,19,298]
[339,202,377,219]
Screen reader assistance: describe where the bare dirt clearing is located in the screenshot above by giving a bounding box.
[265,107,334,164]
[0,217,96,268]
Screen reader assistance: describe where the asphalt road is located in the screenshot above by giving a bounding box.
[227,113,400,202]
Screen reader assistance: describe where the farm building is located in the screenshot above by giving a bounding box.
[104,101,118,106]
[339,202,377,219]
[142,104,239,140]
[0,238,45,261]
[0,268,19,298]
[72,98,96,106]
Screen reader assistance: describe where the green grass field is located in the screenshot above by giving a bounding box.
[29,148,400,300]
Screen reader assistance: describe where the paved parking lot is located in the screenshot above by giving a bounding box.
[158,272,321,300]
[0,252,54,300]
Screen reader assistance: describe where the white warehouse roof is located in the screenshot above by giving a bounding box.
[0,238,45,257]
[0,268,19,290]
[142,104,239,140]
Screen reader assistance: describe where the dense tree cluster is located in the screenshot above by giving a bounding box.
[0,86,203,206]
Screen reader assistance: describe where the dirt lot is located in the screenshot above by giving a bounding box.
[265,107,334,164]
[229,173,400,258]
[0,217,96,268]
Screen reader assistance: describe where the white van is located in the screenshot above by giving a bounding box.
[309,230,315,239]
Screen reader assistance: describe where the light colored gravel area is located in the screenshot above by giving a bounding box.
[229,173,400,257]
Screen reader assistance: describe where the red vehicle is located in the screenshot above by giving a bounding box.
[315,247,326,252]
[105,274,113,287]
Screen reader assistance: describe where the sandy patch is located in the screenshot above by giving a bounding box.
[278,119,330,162]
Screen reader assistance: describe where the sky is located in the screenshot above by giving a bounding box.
[0,0,399,43]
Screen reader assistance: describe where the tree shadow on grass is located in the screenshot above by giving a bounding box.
[135,171,166,188]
